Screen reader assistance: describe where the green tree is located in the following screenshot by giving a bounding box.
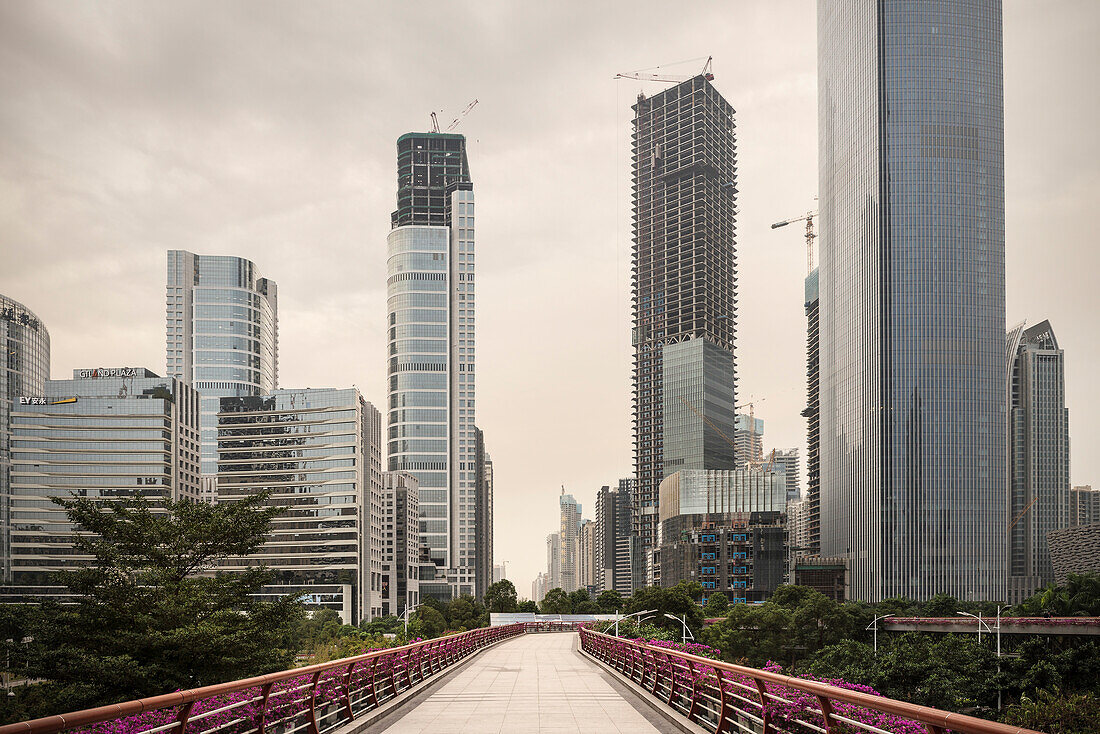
[704,592,729,617]
[596,589,624,612]
[517,599,539,613]
[445,595,487,631]
[1002,690,1100,734]
[0,492,304,721]
[540,588,572,614]
[1017,573,1100,617]
[484,580,519,613]
[920,593,962,617]
[416,606,447,637]
[625,582,705,638]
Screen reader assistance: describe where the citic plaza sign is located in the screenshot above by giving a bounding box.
[77,368,138,379]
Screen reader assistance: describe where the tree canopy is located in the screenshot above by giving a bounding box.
[484,580,519,613]
[0,492,305,722]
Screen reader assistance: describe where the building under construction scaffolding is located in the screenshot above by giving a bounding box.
[630,74,739,577]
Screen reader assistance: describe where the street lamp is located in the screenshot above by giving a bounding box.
[956,611,992,644]
[663,613,695,645]
[613,609,656,637]
[994,605,1009,711]
[865,614,893,654]
[401,603,423,636]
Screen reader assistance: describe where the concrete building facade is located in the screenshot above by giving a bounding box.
[631,75,738,566]
[382,471,420,618]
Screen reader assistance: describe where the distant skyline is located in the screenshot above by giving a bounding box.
[1,1,1097,597]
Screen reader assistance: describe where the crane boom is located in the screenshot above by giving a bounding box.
[615,56,714,83]
[446,99,479,131]
[771,210,818,274]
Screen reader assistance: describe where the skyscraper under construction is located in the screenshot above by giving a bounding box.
[630,75,739,575]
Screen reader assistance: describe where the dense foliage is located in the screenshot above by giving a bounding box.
[0,493,305,723]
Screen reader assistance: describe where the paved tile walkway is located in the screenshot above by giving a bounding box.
[375,632,667,734]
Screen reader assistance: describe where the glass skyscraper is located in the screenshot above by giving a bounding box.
[165,251,278,477]
[386,132,479,600]
[1007,320,1070,602]
[818,0,1007,601]
[631,76,739,567]
[0,295,50,583]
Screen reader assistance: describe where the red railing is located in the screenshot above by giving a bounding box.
[579,628,1045,734]
[0,624,528,734]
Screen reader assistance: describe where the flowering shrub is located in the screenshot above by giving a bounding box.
[643,639,723,660]
[755,661,926,734]
[68,626,525,734]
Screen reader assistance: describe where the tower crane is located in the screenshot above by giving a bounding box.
[429,111,441,134]
[771,210,818,274]
[446,99,479,131]
[615,56,714,83]
[734,398,766,466]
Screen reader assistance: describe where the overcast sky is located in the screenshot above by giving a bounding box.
[1,1,1097,598]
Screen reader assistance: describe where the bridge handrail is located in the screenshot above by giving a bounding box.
[580,627,1045,734]
[0,623,530,734]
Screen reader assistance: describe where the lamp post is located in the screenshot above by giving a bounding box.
[402,604,423,636]
[613,609,656,637]
[994,605,1008,711]
[956,611,992,644]
[663,613,695,645]
[865,614,893,654]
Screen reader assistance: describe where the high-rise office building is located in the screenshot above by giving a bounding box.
[1006,321,1071,602]
[733,414,763,467]
[578,519,596,592]
[386,132,478,601]
[165,251,278,478]
[546,532,562,591]
[631,75,738,564]
[818,0,1007,601]
[1070,486,1099,527]
[532,572,549,604]
[559,492,582,592]
[1,295,50,583]
[771,449,800,502]
[803,269,821,556]
[382,471,420,617]
[8,368,199,584]
[594,480,638,597]
[594,483,628,595]
[473,427,493,599]
[215,389,382,623]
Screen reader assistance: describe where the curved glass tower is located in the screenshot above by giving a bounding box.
[386,132,477,600]
[818,0,1007,601]
[166,251,278,477]
[1,295,50,582]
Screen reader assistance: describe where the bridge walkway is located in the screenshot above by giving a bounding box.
[367,632,678,734]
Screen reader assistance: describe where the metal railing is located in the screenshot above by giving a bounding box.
[579,628,1045,734]
[0,623,528,734]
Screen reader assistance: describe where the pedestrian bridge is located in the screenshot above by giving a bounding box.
[0,624,1045,734]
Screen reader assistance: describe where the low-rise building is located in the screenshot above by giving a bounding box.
[658,468,787,602]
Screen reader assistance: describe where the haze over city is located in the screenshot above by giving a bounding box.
[1,0,1097,597]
